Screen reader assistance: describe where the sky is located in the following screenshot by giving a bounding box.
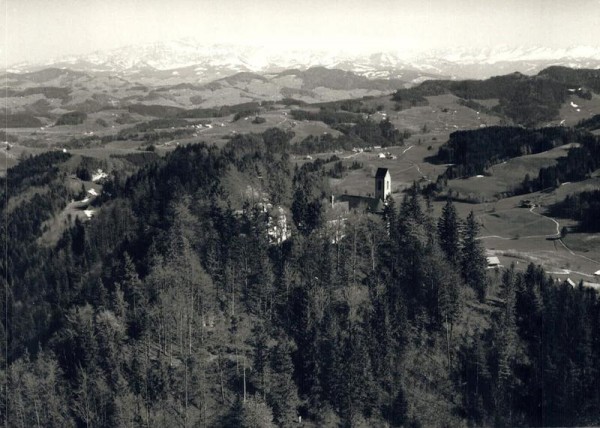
[2,0,600,65]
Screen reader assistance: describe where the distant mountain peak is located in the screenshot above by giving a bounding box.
[9,41,600,83]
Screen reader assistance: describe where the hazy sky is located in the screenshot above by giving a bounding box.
[2,0,600,65]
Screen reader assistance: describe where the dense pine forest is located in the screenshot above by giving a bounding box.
[2,128,600,427]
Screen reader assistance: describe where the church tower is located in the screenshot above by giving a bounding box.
[375,168,391,201]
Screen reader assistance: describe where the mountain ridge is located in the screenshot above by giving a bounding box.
[9,41,600,83]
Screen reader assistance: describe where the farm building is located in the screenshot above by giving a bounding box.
[331,168,391,214]
[583,281,600,291]
[486,256,501,267]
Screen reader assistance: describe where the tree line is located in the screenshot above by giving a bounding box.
[549,190,600,232]
[520,132,600,193]
[437,126,582,179]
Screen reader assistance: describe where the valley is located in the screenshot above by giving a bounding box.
[4,60,600,427]
[4,66,600,288]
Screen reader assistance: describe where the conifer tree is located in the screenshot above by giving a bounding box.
[120,253,147,338]
[268,339,300,427]
[438,199,461,267]
[461,211,488,301]
[492,266,519,426]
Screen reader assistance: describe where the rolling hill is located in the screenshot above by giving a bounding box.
[392,67,600,126]
[1,66,406,119]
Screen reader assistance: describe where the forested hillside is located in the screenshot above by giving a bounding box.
[393,67,600,126]
[2,128,600,427]
[436,126,575,178]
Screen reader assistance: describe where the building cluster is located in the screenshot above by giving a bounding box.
[323,168,392,243]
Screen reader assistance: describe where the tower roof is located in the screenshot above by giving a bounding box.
[375,167,389,179]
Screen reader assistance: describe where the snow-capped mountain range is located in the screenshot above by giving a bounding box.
[9,40,600,84]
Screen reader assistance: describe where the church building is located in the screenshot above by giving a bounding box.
[375,167,391,201]
[333,167,392,215]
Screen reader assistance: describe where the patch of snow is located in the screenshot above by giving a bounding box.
[577,109,581,112]
[570,102,579,108]
[84,209,96,219]
[476,175,484,178]
[87,188,99,196]
[91,169,108,182]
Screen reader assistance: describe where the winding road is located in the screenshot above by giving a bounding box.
[477,205,600,267]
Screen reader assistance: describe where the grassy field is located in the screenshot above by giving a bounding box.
[388,94,502,134]
[325,143,448,197]
[478,208,558,239]
[322,93,509,201]
[0,142,48,176]
[423,185,600,284]
[0,149,19,176]
[289,120,343,145]
[553,93,600,127]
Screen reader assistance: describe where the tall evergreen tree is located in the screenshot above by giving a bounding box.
[461,211,488,301]
[438,199,461,267]
[119,253,147,339]
[492,266,520,426]
[268,339,300,427]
